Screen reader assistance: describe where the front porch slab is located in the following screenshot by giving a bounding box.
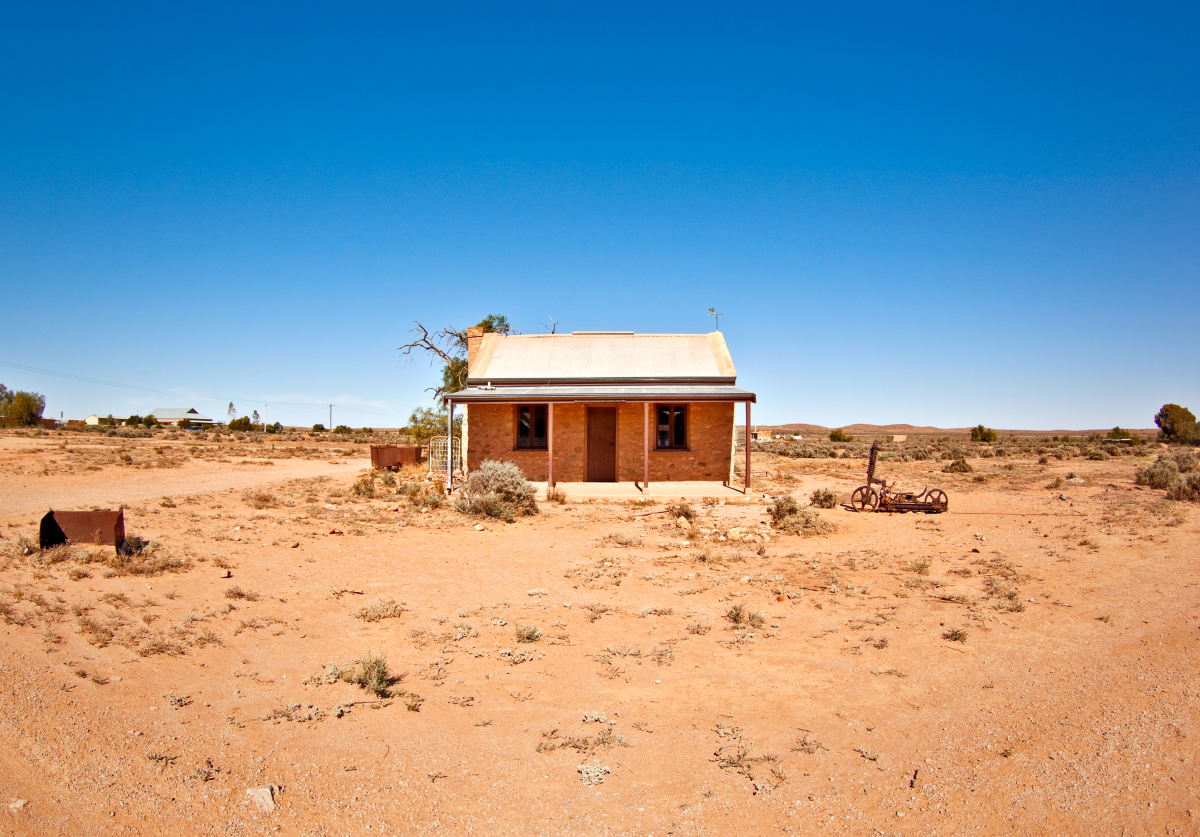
[529,481,751,501]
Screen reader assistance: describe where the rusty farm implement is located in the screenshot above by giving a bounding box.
[850,441,948,513]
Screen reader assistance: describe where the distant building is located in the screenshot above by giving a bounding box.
[151,407,214,426]
[751,429,773,441]
[85,415,103,426]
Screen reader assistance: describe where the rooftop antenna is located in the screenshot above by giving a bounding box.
[707,307,726,331]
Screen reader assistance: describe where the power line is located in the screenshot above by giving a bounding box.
[0,358,412,424]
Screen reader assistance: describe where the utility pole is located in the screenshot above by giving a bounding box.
[329,404,332,431]
[707,307,726,331]
[264,404,268,432]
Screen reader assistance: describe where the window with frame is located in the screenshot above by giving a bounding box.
[516,405,548,449]
[656,404,688,449]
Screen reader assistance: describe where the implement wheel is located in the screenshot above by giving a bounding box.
[926,489,948,512]
[850,486,879,512]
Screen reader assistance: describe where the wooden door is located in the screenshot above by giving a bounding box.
[586,407,617,482]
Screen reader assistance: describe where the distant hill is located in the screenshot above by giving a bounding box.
[758,423,1158,438]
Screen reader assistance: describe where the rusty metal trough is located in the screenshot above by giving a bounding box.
[370,445,422,471]
[39,509,126,552]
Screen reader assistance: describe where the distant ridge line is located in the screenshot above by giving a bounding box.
[757,423,1159,437]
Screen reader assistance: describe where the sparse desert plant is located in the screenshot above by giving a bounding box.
[455,460,538,519]
[223,585,259,602]
[240,487,277,509]
[351,651,397,698]
[350,474,376,498]
[546,485,567,503]
[583,602,614,623]
[464,492,516,522]
[1137,455,1180,490]
[602,532,641,547]
[726,602,748,624]
[808,488,838,509]
[911,558,931,576]
[1165,473,1200,502]
[768,501,835,534]
[944,458,974,474]
[664,502,697,522]
[687,621,711,635]
[942,627,969,643]
[768,495,801,525]
[515,624,542,643]
[356,598,407,622]
[378,471,397,488]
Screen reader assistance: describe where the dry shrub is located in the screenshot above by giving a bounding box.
[107,545,190,577]
[224,585,259,601]
[357,598,407,622]
[1166,473,1200,503]
[350,651,397,698]
[944,458,974,474]
[808,488,838,509]
[77,616,117,647]
[455,460,537,519]
[241,487,278,509]
[665,502,697,522]
[769,496,836,536]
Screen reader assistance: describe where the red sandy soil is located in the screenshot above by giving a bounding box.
[0,430,1197,836]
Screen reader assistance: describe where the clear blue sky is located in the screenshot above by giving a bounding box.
[2,2,1196,429]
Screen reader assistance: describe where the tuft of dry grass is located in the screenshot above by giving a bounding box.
[240,488,278,509]
[223,585,259,602]
[942,627,969,643]
[515,624,542,643]
[356,598,407,622]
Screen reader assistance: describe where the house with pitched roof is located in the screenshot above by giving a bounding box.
[443,329,756,490]
[149,407,214,426]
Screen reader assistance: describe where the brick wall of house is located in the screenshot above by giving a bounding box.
[466,400,734,483]
[616,402,734,482]
[465,402,587,482]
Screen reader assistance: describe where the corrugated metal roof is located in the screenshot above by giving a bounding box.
[469,332,737,383]
[446,385,755,403]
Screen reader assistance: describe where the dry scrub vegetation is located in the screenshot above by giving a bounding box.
[0,428,1197,836]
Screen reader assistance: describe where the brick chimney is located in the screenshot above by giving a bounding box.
[466,326,486,375]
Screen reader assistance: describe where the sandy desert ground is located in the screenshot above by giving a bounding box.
[0,429,1197,836]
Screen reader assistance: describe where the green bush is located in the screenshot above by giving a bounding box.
[312,423,326,432]
[265,421,282,434]
[970,425,998,443]
[142,415,160,428]
[228,417,253,431]
[454,460,538,519]
[829,428,853,443]
[334,424,353,434]
[4,390,46,426]
[1155,404,1196,443]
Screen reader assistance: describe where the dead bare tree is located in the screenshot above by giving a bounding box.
[399,315,512,399]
